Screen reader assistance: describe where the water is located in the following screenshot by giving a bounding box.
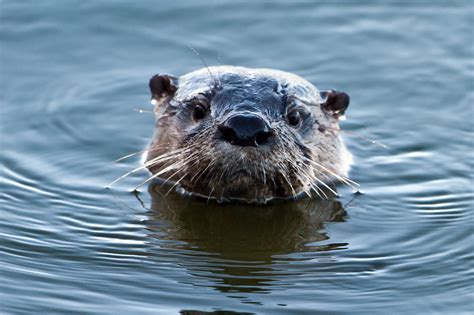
[1,1,473,314]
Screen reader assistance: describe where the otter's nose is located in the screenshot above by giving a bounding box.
[218,114,274,147]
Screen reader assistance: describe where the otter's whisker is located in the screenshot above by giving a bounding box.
[114,146,163,163]
[299,171,315,197]
[107,149,184,188]
[300,164,338,197]
[187,45,220,88]
[293,170,314,198]
[158,151,200,186]
[114,142,177,163]
[277,162,297,197]
[288,148,333,199]
[133,108,154,114]
[216,157,231,186]
[165,172,189,196]
[300,170,327,199]
[114,149,149,163]
[146,147,191,166]
[253,164,259,184]
[190,155,216,184]
[126,148,191,189]
[133,159,187,190]
[142,150,186,170]
[323,125,390,150]
[202,157,221,185]
[303,156,359,188]
[287,158,313,197]
[312,177,336,197]
[206,186,215,203]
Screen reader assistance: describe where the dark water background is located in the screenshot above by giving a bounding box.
[1,1,473,314]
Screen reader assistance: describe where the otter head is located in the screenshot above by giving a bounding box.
[146,66,352,203]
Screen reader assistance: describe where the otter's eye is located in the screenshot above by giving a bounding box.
[287,110,302,127]
[193,104,207,120]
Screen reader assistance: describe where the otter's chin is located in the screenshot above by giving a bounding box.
[177,169,303,204]
[178,185,292,204]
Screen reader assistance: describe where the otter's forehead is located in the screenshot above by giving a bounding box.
[177,66,320,102]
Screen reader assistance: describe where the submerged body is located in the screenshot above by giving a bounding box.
[146,66,352,203]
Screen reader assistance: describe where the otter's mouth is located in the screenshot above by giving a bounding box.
[145,145,345,204]
[172,176,310,204]
[175,185,310,204]
[174,156,308,203]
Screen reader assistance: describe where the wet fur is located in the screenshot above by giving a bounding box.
[146,66,353,203]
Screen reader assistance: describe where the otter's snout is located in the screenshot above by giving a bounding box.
[218,114,274,147]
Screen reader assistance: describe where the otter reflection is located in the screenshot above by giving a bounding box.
[145,183,347,295]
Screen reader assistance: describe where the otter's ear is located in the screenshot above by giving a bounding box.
[149,74,178,100]
[320,90,350,117]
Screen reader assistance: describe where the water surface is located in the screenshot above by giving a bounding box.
[1,1,473,314]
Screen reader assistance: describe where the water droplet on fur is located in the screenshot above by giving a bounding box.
[176,187,187,196]
[151,99,158,105]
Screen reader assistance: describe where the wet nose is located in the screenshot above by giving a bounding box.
[218,114,274,147]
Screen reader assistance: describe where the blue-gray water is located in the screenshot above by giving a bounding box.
[1,1,473,314]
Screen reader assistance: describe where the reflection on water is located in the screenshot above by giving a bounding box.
[145,183,347,296]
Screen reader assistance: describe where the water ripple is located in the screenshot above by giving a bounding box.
[1,1,472,314]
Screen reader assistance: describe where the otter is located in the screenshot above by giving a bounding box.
[145,66,354,203]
